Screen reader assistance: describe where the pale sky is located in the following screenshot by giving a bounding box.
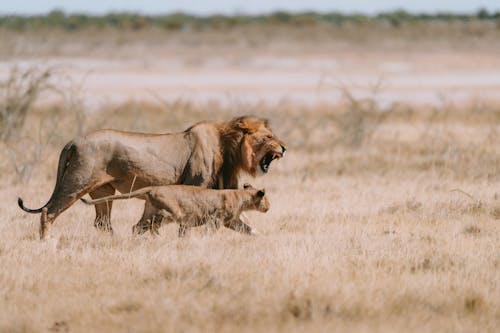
[1,0,499,15]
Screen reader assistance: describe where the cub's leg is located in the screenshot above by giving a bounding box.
[178,225,189,237]
[132,201,157,236]
[224,215,258,235]
[148,197,186,238]
[223,212,258,235]
[150,209,174,236]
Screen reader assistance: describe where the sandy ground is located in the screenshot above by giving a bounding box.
[1,50,500,106]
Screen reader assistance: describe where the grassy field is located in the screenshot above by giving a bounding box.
[0,20,499,332]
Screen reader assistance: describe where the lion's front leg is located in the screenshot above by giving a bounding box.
[224,213,259,235]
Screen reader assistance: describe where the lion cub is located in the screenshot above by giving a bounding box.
[81,184,269,236]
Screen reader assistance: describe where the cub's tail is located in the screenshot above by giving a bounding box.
[80,187,151,205]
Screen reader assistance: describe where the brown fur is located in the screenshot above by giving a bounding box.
[80,184,269,237]
[18,116,285,240]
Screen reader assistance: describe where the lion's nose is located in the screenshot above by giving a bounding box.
[281,145,287,155]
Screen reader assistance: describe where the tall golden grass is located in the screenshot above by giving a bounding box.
[0,70,499,331]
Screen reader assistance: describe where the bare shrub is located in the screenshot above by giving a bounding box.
[331,82,392,148]
[6,116,60,183]
[0,66,88,183]
[0,66,54,141]
[312,77,392,150]
[54,72,88,137]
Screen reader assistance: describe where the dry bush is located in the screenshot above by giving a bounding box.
[2,87,498,184]
[0,67,57,182]
[0,66,53,141]
[0,66,88,183]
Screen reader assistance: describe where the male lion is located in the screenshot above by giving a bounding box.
[80,183,269,237]
[18,116,286,240]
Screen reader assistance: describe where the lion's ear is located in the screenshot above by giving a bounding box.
[233,116,266,134]
[233,117,251,134]
[243,183,252,189]
[257,189,265,197]
[260,118,269,127]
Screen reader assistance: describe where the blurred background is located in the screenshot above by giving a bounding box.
[1,1,500,109]
[0,0,499,183]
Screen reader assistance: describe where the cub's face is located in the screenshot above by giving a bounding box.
[254,189,270,213]
[244,183,270,212]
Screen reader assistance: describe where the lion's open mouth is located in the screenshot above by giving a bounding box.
[260,152,281,173]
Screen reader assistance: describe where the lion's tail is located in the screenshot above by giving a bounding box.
[80,188,151,206]
[18,141,76,214]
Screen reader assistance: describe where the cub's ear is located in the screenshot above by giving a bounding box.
[257,189,265,197]
[243,183,253,189]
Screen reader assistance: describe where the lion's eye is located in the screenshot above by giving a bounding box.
[266,134,273,139]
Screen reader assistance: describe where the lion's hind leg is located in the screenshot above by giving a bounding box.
[40,207,49,240]
[89,184,115,233]
[39,180,110,240]
[34,143,114,240]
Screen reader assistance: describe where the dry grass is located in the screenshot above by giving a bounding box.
[1,20,499,331]
[0,93,499,332]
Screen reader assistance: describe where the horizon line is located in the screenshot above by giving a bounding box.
[0,7,497,17]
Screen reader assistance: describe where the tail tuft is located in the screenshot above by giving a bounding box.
[18,197,43,214]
